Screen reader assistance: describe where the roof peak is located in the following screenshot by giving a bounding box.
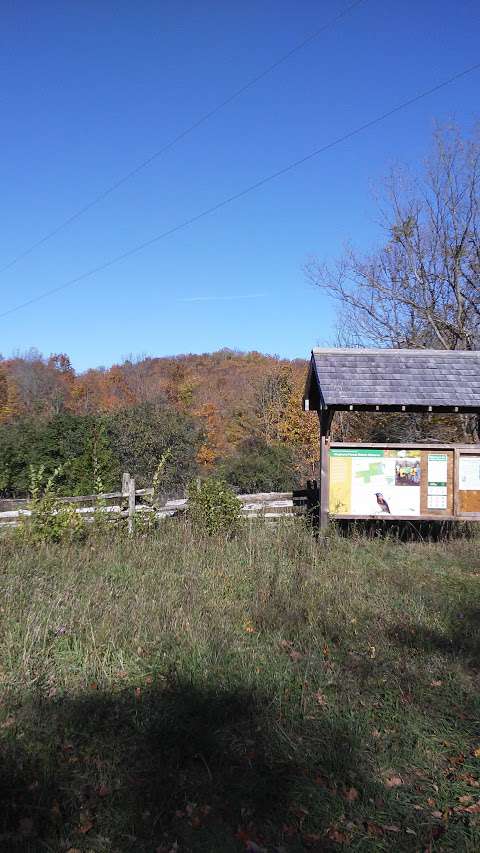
[312,347,479,356]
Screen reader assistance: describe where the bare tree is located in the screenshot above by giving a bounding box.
[306,123,480,438]
[306,124,480,350]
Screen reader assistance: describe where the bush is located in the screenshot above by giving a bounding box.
[188,477,242,536]
[17,465,85,545]
[107,400,202,496]
[0,414,117,497]
[220,440,295,493]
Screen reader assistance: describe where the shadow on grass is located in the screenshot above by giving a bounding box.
[332,519,479,542]
[0,680,368,852]
[388,605,480,663]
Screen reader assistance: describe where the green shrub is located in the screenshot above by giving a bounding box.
[219,439,295,493]
[188,477,242,536]
[17,464,85,545]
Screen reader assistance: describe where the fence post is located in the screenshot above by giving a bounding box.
[127,476,136,534]
[122,472,130,496]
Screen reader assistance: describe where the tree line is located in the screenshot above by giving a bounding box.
[0,351,318,498]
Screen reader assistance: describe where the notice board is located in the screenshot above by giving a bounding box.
[329,447,454,518]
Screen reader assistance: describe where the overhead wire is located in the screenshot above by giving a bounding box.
[1,60,479,320]
[0,0,367,273]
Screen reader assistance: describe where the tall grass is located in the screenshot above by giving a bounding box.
[1,521,480,851]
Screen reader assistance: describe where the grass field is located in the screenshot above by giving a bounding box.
[1,521,480,852]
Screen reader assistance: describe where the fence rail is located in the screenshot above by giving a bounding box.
[0,474,319,529]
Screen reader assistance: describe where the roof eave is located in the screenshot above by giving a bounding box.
[327,403,480,414]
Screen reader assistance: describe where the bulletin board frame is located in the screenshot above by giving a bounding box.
[329,443,480,521]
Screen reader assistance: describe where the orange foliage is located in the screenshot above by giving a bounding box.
[1,348,323,472]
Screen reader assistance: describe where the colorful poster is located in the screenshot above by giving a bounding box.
[330,448,421,516]
[459,456,480,491]
[427,453,448,510]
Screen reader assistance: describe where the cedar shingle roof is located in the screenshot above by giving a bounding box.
[305,348,480,412]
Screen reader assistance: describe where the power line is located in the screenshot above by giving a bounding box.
[0,0,367,274]
[1,60,479,321]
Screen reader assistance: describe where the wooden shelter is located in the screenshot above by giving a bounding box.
[303,348,480,528]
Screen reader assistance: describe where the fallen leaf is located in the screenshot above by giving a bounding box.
[50,800,61,819]
[473,747,480,759]
[458,795,473,805]
[97,784,111,798]
[372,729,381,738]
[145,675,153,685]
[343,786,359,802]
[458,773,480,787]
[431,810,443,819]
[431,680,443,688]
[78,815,94,834]
[383,824,400,832]
[326,826,349,843]
[385,775,403,788]
[400,691,413,705]
[448,753,465,766]
[465,802,480,814]
[365,821,384,837]
[66,849,82,853]
[314,691,328,707]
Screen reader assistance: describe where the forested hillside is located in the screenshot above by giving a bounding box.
[0,347,471,499]
[0,349,321,497]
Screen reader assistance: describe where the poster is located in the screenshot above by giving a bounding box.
[427,453,448,510]
[459,456,480,490]
[330,448,421,516]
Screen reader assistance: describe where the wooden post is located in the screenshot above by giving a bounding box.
[128,476,136,535]
[453,448,459,518]
[122,472,130,496]
[319,410,334,532]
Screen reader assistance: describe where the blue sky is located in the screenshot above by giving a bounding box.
[1,0,479,371]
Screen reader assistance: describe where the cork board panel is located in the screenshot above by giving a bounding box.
[420,450,454,516]
[459,490,480,512]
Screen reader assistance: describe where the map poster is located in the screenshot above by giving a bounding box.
[329,448,421,516]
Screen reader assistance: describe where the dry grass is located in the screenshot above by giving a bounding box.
[1,521,480,851]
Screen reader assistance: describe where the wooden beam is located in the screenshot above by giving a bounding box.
[453,447,459,518]
[319,409,334,531]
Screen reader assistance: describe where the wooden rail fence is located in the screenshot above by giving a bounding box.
[0,474,319,530]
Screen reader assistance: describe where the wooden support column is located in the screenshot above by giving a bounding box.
[319,409,334,531]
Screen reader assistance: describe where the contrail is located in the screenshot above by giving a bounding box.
[179,293,265,303]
